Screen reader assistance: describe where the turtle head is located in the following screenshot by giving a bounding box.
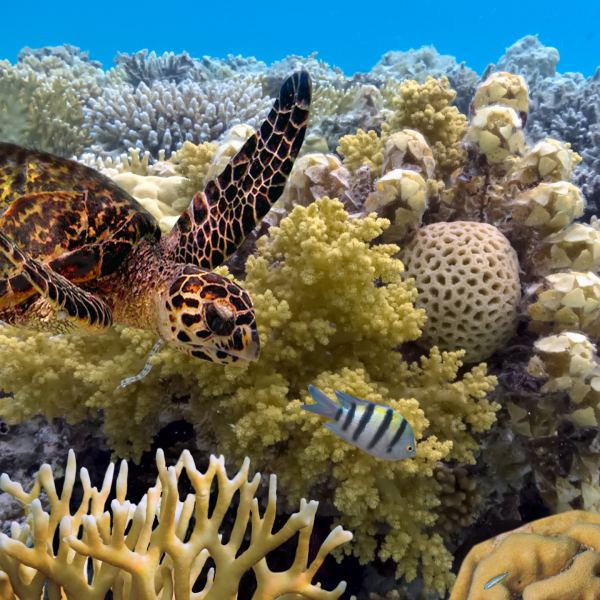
[157,265,260,366]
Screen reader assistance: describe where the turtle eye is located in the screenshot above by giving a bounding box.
[205,304,234,336]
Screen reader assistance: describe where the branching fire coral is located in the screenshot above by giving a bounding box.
[0,198,498,594]
[0,449,351,599]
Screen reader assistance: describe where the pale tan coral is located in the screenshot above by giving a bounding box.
[365,169,428,242]
[77,148,179,178]
[509,138,582,188]
[532,223,600,276]
[204,123,256,183]
[353,85,384,113]
[465,106,525,166]
[389,76,467,178]
[381,129,436,179]
[528,272,600,339]
[111,172,186,233]
[472,72,529,114]
[0,449,352,600]
[273,153,356,225]
[399,221,521,362]
[526,331,600,418]
[450,511,600,600]
[509,182,586,239]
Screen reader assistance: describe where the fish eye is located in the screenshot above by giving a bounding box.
[205,304,234,336]
[407,445,413,452]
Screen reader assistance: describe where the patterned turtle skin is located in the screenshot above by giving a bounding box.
[0,71,311,366]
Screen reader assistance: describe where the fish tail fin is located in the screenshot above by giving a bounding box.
[301,385,341,420]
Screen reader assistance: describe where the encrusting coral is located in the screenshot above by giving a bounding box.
[450,511,600,600]
[0,198,499,594]
[0,449,352,599]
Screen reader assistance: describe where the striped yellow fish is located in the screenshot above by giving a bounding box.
[301,385,416,461]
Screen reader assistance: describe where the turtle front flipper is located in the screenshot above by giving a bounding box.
[167,70,312,269]
[0,231,112,335]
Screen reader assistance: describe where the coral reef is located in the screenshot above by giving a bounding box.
[0,198,499,595]
[0,449,352,599]
[84,76,271,157]
[0,52,102,156]
[450,511,600,600]
[2,35,600,599]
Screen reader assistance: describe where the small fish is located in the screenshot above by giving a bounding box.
[484,572,509,590]
[301,385,416,461]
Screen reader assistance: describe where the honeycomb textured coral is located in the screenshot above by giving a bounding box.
[399,221,521,362]
[450,511,600,600]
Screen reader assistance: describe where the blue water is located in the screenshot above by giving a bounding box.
[2,0,599,76]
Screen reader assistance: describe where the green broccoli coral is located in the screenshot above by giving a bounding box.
[0,198,498,593]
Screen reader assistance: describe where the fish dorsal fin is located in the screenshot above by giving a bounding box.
[334,390,371,409]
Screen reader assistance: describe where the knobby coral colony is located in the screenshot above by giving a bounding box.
[0,39,599,598]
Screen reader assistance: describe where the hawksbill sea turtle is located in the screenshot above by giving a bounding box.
[0,71,311,369]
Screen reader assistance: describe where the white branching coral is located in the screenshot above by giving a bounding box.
[84,76,272,157]
[0,450,352,600]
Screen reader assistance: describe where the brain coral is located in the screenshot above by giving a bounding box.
[399,221,521,362]
[450,511,600,600]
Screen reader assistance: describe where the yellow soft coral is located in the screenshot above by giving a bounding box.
[389,76,467,178]
[175,139,218,204]
[337,126,389,179]
[0,199,498,593]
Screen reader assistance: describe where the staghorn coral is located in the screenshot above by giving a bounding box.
[84,76,272,157]
[450,511,600,600]
[389,76,468,178]
[0,449,352,599]
[114,49,208,87]
[0,198,499,594]
[0,53,102,156]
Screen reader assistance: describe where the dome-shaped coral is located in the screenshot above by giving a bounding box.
[399,221,521,362]
[472,71,529,115]
[365,169,428,242]
[509,138,581,188]
[381,129,436,179]
[466,106,525,166]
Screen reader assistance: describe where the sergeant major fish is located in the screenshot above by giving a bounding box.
[301,385,416,461]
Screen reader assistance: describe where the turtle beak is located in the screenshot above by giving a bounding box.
[229,325,260,365]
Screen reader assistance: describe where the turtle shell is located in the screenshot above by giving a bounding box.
[0,143,160,283]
